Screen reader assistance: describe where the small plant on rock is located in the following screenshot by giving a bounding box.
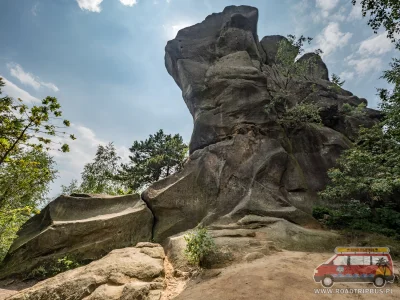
[27,255,81,280]
[341,103,367,117]
[279,102,322,127]
[184,226,216,267]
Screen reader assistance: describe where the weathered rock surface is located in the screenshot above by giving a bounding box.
[144,5,381,242]
[0,194,153,279]
[6,243,165,300]
[164,216,340,271]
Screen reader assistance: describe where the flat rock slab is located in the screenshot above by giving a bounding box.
[0,194,153,279]
[6,243,165,300]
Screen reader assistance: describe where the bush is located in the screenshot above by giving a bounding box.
[313,200,400,240]
[27,255,81,280]
[279,103,322,127]
[184,227,216,267]
[341,103,367,117]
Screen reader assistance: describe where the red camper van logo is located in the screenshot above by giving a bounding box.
[313,247,395,288]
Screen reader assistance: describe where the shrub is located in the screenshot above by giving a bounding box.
[184,227,216,267]
[27,255,81,280]
[279,103,322,127]
[341,103,367,117]
[313,200,400,240]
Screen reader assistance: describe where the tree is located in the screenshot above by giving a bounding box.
[0,150,57,209]
[320,125,400,207]
[265,35,324,127]
[331,73,345,87]
[0,78,75,166]
[352,0,400,49]
[274,35,323,90]
[318,1,400,237]
[0,150,57,260]
[120,130,188,191]
[0,78,74,261]
[61,143,129,195]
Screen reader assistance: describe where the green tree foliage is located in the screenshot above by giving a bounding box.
[265,35,324,128]
[0,78,75,166]
[0,150,57,208]
[331,73,345,87]
[0,150,57,260]
[320,2,400,237]
[184,227,216,267]
[0,206,39,261]
[352,0,400,49]
[61,143,130,195]
[341,102,367,117]
[0,79,71,261]
[274,35,323,90]
[313,201,400,239]
[120,130,188,191]
[278,103,322,127]
[380,58,400,139]
[320,125,400,206]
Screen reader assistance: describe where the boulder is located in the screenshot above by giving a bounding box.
[6,243,165,300]
[260,35,295,64]
[296,52,329,81]
[0,194,153,279]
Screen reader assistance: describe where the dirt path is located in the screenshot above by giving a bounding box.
[175,251,400,300]
[0,280,36,300]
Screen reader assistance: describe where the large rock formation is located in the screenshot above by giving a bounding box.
[143,5,380,241]
[6,243,165,300]
[0,5,381,280]
[0,194,153,279]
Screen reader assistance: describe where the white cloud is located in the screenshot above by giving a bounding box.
[315,22,353,57]
[7,63,59,92]
[31,3,39,16]
[76,0,138,12]
[347,1,362,21]
[347,57,382,75]
[330,6,347,22]
[76,0,103,13]
[0,76,40,103]
[48,124,130,197]
[339,71,355,81]
[358,32,394,56]
[315,0,339,12]
[163,22,193,39]
[119,0,138,6]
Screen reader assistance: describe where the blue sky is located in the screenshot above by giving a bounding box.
[0,0,397,198]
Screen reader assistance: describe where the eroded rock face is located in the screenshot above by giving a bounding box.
[7,243,165,300]
[144,5,381,242]
[0,194,153,279]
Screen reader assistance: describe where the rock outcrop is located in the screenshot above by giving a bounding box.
[0,194,153,279]
[144,5,381,242]
[6,243,165,300]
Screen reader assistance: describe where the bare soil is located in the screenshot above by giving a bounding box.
[174,251,400,300]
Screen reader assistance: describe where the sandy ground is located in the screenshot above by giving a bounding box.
[1,251,398,300]
[175,251,400,300]
[0,279,36,300]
